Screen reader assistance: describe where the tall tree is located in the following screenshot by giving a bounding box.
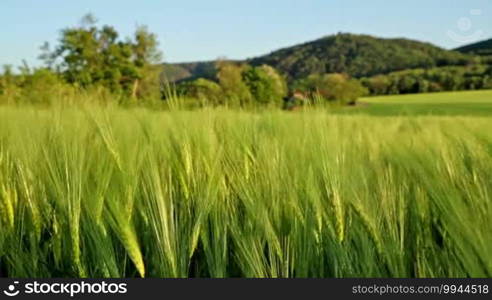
[41,14,162,99]
[242,65,287,106]
[216,61,252,106]
[131,26,163,99]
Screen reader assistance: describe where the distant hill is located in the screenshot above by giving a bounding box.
[455,38,492,56]
[250,33,472,80]
[162,33,474,82]
[162,62,217,83]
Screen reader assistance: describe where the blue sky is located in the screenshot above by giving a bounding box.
[1,0,491,67]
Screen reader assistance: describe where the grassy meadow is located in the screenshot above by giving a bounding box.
[0,91,491,278]
[342,90,492,116]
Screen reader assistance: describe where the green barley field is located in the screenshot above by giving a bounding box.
[0,90,491,278]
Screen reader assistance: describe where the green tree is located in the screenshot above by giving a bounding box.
[398,76,418,93]
[176,78,223,105]
[486,66,492,76]
[293,73,368,105]
[417,78,430,93]
[216,61,252,106]
[0,65,20,103]
[41,14,162,99]
[363,75,390,95]
[131,26,163,99]
[242,65,287,106]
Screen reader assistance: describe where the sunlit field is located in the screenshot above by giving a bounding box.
[0,96,491,277]
[339,90,492,116]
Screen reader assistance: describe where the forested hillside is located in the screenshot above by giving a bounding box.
[456,38,492,56]
[165,33,475,83]
[249,33,473,80]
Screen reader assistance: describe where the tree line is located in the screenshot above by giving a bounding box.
[0,15,370,108]
[1,14,163,106]
[1,17,492,108]
[361,65,492,95]
[174,62,369,108]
